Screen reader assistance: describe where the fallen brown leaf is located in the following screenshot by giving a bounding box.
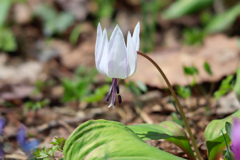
[130,34,240,88]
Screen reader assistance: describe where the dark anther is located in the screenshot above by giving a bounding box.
[116,85,119,94]
[118,95,122,104]
[106,94,111,101]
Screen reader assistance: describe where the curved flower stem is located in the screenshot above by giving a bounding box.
[137,51,202,160]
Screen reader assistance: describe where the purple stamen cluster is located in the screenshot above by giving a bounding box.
[106,78,122,108]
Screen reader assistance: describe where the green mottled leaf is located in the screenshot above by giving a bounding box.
[162,0,214,20]
[128,121,194,160]
[205,110,240,160]
[205,3,240,33]
[63,120,184,160]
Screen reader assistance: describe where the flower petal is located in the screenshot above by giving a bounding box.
[98,29,109,75]
[95,23,103,71]
[108,28,128,79]
[0,117,5,135]
[231,118,240,159]
[109,25,120,51]
[132,22,140,51]
[127,31,137,76]
[17,125,39,156]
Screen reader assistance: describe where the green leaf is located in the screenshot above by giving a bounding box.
[176,86,191,99]
[39,147,49,159]
[0,27,17,52]
[225,122,232,138]
[183,27,205,45]
[0,0,12,26]
[70,24,82,45]
[48,145,58,156]
[234,64,240,100]
[82,84,109,103]
[205,3,240,33]
[136,80,148,93]
[128,121,194,160]
[162,0,214,20]
[63,119,184,160]
[171,112,183,127]
[126,81,142,95]
[183,66,199,76]
[34,148,41,157]
[214,75,234,100]
[222,149,234,160]
[205,110,240,160]
[34,4,74,36]
[221,130,232,160]
[204,62,213,75]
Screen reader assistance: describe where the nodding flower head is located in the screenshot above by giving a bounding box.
[95,22,140,108]
[231,118,240,159]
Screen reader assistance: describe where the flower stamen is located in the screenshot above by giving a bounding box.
[118,95,122,104]
[116,85,119,94]
[106,78,122,108]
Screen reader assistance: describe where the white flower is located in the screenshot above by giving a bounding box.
[95,22,140,108]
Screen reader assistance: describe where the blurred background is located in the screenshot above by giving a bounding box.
[0,0,240,159]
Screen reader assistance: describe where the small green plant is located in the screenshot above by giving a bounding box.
[32,79,56,95]
[162,0,214,20]
[0,0,17,52]
[183,28,205,45]
[183,65,199,76]
[205,3,240,34]
[69,24,82,45]
[93,0,115,23]
[171,112,183,127]
[34,4,74,36]
[176,86,191,99]
[24,99,50,115]
[234,65,240,100]
[214,75,234,100]
[125,80,148,96]
[81,85,109,103]
[183,65,199,86]
[34,137,65,160]
[141,0,158,52]
[0,27,17,51]
[204,61,213,75]
[62,67,109,103]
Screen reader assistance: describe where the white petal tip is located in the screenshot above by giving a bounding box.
[108,105,115,108]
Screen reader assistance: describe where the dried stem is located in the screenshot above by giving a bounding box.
[137,51,202,160]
